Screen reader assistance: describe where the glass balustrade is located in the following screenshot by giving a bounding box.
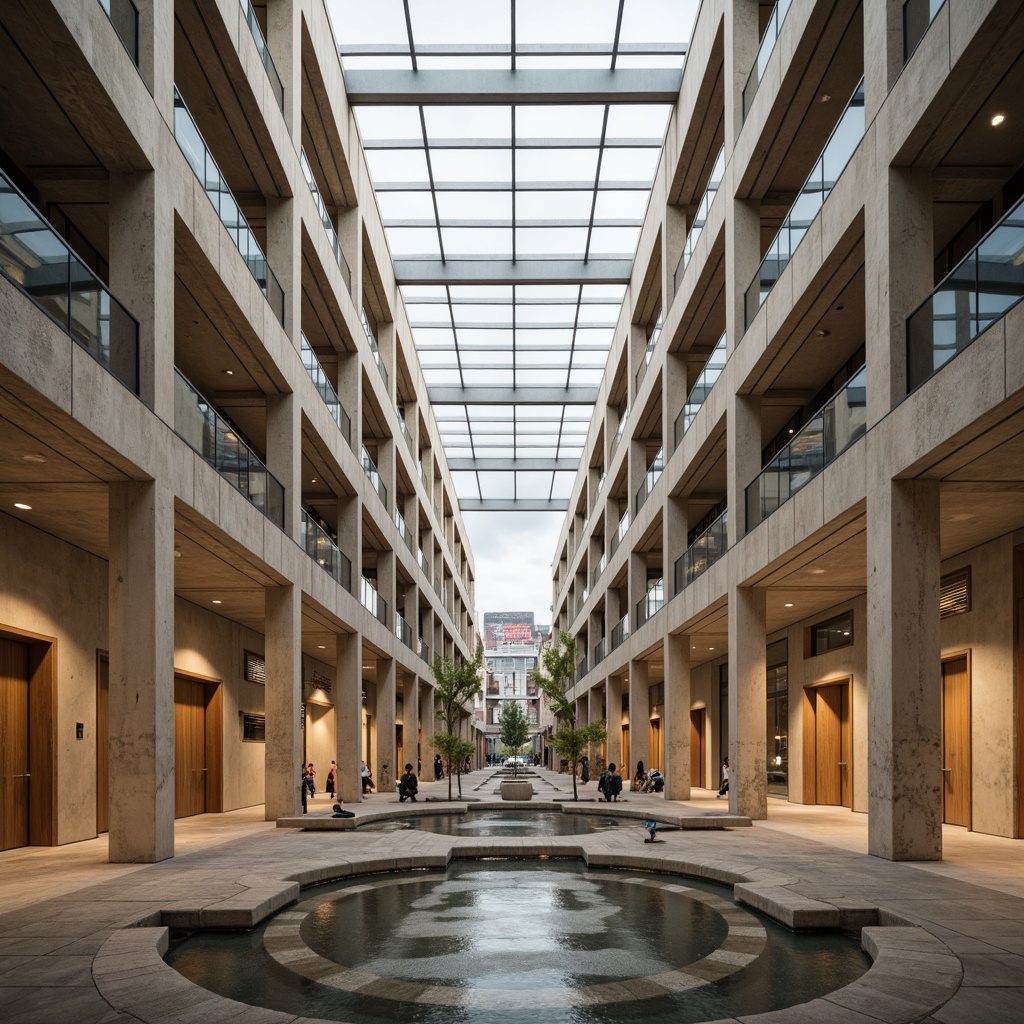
[300,333,351,445]
[744,79,865,329]
[609,509,630,558]
[395,611,414,650]
[742,0,793,119]
[674,331,727,449]
[609,405,629,462]
[635,448,664,514]
[746,365,867,529]
[299,149,350,291]
[636,579,664,629]
[239,0,284,111]
[173,89,284,324]
[174,368,284,526]
[610,613,630,651]
[360,445,388,509]
[903,0,945,64]
[591,553,607,589]
[394,508,415,553]
[635,313,663,389]
[361,308,389,390]
[674,510,728,592]
[0,169,140,396]
[593,637,606,666]
[907,194,1024,393]
[98,0,139,66]
[674,146,725,297]
[360,577,388,627]
[300,510,351,592]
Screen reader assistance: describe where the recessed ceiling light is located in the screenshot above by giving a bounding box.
[991,113,1006,126]
[21,453,46,463]
[212,599,222,604]
[14,502,31,510]
[785,602,794,608]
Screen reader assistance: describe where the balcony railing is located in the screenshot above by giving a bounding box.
[0,168,139,396]
[907,195,1024,393]
[635,448,664,514]
[239,0,284,111]
[609,508,630,558]
[636,579,664,629]
[394,508,415,554]
[744,79,865,328]
[360,577,389,627]
[742,0,793,119]
[361,308,389,390]
[673,146,725,297]
[300,509,351,592]
[593,637,606,666]
[674,331,727,449]
[300,149,350,292]
[98,0,139,66]
[417,637,431,664]
[174,368,284,526]
[610,613,630,652]
[591,552,607,589]
[609,405,629,463]
[635,313,662,389]
[674,510,728,592]
[746,365,866,529]
[903,0,945,64]
[300,334,351,445]
[360,446,388,509]
[395,611,414,650]
[173,89,284,324]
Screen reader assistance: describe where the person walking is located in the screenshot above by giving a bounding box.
[717,756,730,798]
[580,755,590,785]
[326,761,337,800]
[399,763,419,802]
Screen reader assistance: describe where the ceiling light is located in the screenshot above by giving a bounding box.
[785,602,794,608]
[21,453,46,463]
[991,113,1006,126]
[212,599,222,604]
[14,502,31,510]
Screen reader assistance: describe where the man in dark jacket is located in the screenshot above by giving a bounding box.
[399,763,419,802]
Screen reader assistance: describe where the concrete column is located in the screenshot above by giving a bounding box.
[265,584,301,819]
[728,584,767,819]
[664,632,691,800]
[376,657,397,790]
[267,0,301,139]
[605,675,623,768]
[727,393,762,543]
[266,392,301,542]
[403,673,420,774]
[724,0,760,150]
[628,659,650,775]
[267,195,300,345]
[865,166,933,423]
[867,476,942,861]
[335,630,362,805]
[107,480,175,863]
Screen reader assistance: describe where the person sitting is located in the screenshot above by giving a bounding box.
[399,763,419,802]
[331,799,354,819]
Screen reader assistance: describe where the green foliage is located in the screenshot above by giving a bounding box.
[430,643,483,798]
[498,700,531,776]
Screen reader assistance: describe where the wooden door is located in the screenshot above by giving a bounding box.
[97,654,108,833]
[941,656,971,827]
[812,683,851,806]
[690,708,705,788]
[0,638,30,851]
[174,676,207,818]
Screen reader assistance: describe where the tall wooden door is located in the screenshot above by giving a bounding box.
[0,638,30,851]
[809,682,851,807]
[690,708,706,788]
[174,676,207,818]
[941,656,971,827]
[97,654,109,833]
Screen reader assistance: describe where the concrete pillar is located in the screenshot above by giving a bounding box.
[109,169,174,419]
[376,656,397,790]
[727,393,762,543]
[107,480,175,863]
[664,632,691,800]
[628,659,650,775]
[403,674,420,774]
[266,392,301,542]
[335,630,362,806]
[265,584,302,819]
[728,584,767,819]
[867,476,942,861]
[605,675,623,768]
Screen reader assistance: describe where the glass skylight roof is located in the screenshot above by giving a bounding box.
[326,0,698,509]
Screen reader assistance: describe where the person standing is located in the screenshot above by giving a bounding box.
[326,761,337,800]
[717,756,730,797]
[399,763,419,802]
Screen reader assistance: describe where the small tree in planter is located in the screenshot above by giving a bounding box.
[498,700,530,778]
[534,630,606,801]
[430,642,483,800]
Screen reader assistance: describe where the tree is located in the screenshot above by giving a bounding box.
[498,700,531,778]
[430,642,484,799]
[533,630,607,801]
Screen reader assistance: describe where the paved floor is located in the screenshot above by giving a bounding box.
[1,769,1022,1023]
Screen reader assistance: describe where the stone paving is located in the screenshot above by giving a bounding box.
[0,768,1021,1023]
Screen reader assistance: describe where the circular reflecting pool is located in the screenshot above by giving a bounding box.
[168,860,868,1024]
[357,810,639,835]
